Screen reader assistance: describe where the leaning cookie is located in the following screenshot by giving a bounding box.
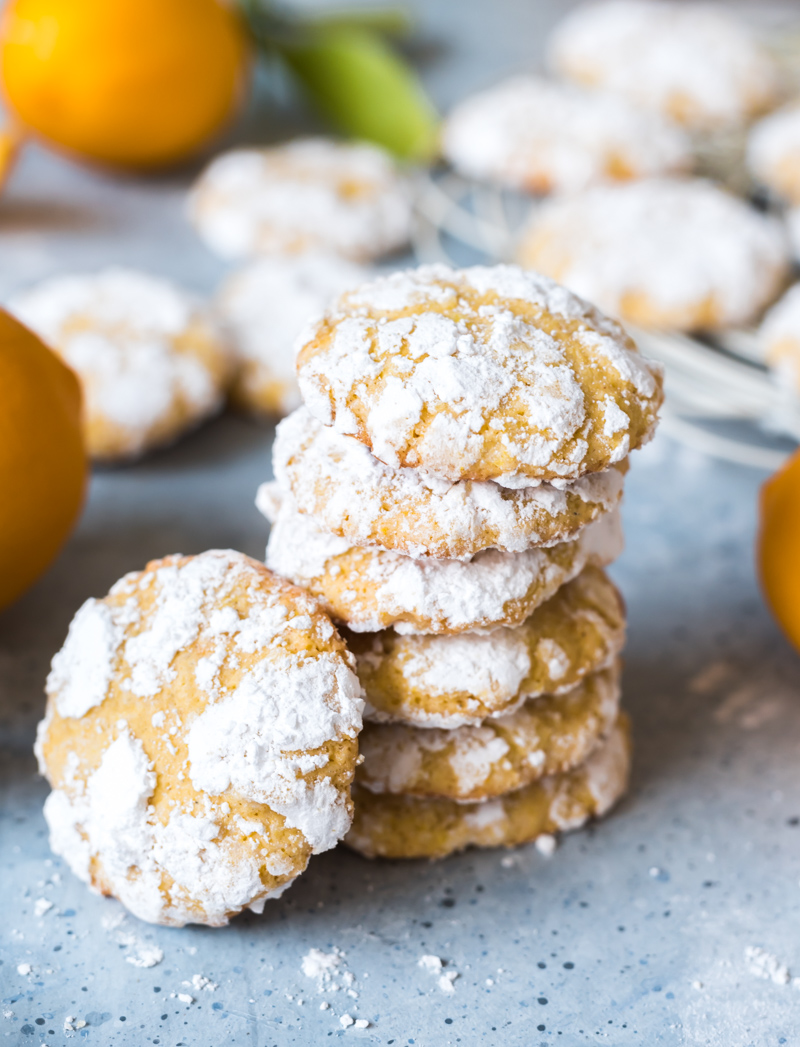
[442,75,690,194]
[548,1,779,132]
[216,255,372,418]
[188,138,412,262]
[518,179,789,332]
[8,268,232,463]
[358,663,620,803]
[296,263,663,486]
[346,716,630,860]
[273,407,627,560]
[351,566,625,727]
[260,484,623,635]
[35,550,364,927]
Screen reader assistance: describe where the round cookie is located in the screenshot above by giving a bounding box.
[274,407,628,560]
[260,484,623,635]
[442,75,690,194]
[748,104,800,205]
[346,716,630,860]
[518,179,789,332]
[296,263,663,485]
[8,268,232,463]
[35,550,364,927]
[358,663,620,803]
[758,283,800,394]
[351,565,625,727]
[548,1,779,132]
[216,255,372,418]
[187,138,412,262]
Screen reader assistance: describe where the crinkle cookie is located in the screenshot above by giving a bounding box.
[548,1,780,131]
[35,550,364,927]
[748,104,800,205]
[518,179,789,332]
[759,283,800,394]
[188,138,412,262]
[8,268,232,463]
[346,716,630,859]
[351,565,625,727]
[358,663,620,803]
[296,264,663,485]
[217,255,371,418]
[259,484,623,635]
[442,75,690,194]
[273,407,627,560]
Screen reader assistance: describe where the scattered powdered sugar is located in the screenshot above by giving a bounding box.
[548,0,779,131]
[419,955,460,994]
[745,946,791,986]
[535,833,558,857]
[272,406,626,559]
[217,254,372,416]
[263,485,623,634]
[442,75,689,192]
[297,263,659,483]
[522,179,789,328]
[33,897,53,918]
[8,269,229,454]
[188,138,412,262]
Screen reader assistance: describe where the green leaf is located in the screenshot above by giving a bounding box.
[278,26,439,162]
[304,7,414,38]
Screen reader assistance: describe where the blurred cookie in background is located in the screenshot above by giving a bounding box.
[518,178,790,332]
[8,268,232,463]
[548,0,780,132]
[188,137,413,262]
[216,254,372,419]
[442,75,690,194]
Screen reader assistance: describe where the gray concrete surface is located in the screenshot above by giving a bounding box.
[3,3,800,1045]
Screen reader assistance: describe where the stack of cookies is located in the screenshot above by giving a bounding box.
[258,264,663,861]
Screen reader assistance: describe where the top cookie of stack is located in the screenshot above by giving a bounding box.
[259,263,662,859]
[260,263,662,634]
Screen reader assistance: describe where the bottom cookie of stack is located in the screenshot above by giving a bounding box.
[345,715,630,861]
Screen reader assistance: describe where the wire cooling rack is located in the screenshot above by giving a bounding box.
[409,168,800,471]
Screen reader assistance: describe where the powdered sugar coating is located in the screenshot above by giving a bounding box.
[549,1,779,131]
[188,138,412,262]
[519,179,789,332]
[758,283,800,393]
[346,716,630,859]
[442,75,690,193]
[296,263,662,484]
[358,663,620,802]
[274,407,626,559]
[37,550,364,926]
[352,565,625,727]
[216,255,372,417]
[261,485,623,635]
[8,268,231,462]
[748,104,800,205]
